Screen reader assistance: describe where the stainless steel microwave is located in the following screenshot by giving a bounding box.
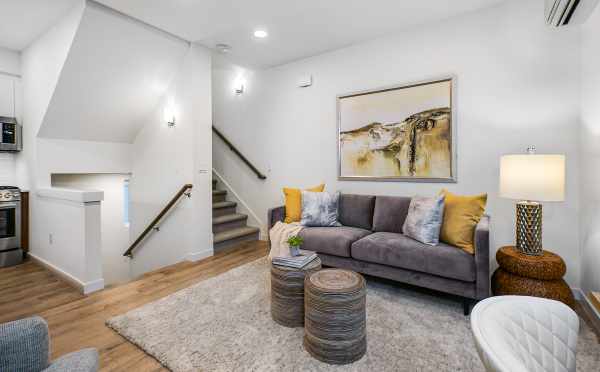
[0,117,22,152]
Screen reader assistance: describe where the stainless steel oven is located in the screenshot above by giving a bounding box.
[0,186,22,267]
[0,117,23,152]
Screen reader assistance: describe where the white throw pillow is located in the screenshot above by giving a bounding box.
[300,191,341,227]
[402,195,445,245]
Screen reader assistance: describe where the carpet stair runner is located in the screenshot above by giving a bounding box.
[212,178,260,252]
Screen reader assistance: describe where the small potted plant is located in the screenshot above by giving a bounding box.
[287,235,303,257]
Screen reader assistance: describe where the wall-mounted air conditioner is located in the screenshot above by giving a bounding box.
[546,0,599,27]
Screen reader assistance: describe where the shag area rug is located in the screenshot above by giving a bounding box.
[107,258,600,371]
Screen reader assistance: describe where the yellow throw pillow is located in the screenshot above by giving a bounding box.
[283,184,325,223]
[439,190,487,254]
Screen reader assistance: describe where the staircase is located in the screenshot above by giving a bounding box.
[212,179,260,251]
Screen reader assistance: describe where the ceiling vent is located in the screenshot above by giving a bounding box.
[545,0,599,26]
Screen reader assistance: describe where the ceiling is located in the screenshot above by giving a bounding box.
[0,0,80,51]
[95,0,504,68]
[0,0,504,65]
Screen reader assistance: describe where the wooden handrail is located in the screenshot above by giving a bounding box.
[212,126,267,180]
[123,184,193,258]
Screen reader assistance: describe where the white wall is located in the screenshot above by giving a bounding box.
[21,1,85,191]
[0,47,22,187]
[129,43,212,276]
[580,4,600,293]
[213,0,583,286]
[33,188,104,294]
[38,1,189,143]
[20,0,213,286]
[19,1,105,291]
[52,173,131,285]
[36,138,131,187]
[0,47,20,76]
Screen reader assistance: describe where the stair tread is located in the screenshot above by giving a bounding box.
[213,190,227,195]
[213,213,248,225]
[213,201,237,209]
[214,226,260,243]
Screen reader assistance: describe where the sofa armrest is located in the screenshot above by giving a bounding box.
[0,316,50,372]
[268,206,285,230]
[474,215,491,300]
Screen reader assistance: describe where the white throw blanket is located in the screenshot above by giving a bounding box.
[268,221,303,260]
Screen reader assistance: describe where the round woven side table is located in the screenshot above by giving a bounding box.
[304,269,367,365]
[492,246,575,307]
[270,257,322,327]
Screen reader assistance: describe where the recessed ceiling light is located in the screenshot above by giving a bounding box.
[253,29,268,38]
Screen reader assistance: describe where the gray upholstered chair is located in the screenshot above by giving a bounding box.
[0,316,99,372]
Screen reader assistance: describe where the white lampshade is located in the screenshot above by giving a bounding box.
[499,154,565,202]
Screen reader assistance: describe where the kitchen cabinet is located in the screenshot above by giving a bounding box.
[0,75,15,117]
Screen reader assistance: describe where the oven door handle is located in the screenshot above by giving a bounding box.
[0,203,17,209]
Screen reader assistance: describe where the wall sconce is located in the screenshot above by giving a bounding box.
[235,82,244,95]
[234,77,246,95]
[164,105,176,128]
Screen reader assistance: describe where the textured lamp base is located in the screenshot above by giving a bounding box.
[516,201,542,255]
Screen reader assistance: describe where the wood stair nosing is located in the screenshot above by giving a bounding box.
[212,213,248,233]
[213,201,236,209]
[214,226,260,244]
[212,190,227,203]
[213,213,247,225]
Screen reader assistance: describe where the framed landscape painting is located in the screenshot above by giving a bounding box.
[337,77,456,182]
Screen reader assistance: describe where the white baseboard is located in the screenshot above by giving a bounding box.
[83,278,105,295]
[572,287,600,323]
[571,287,583,301]
[28,253,105,295]
[185,248,213,262]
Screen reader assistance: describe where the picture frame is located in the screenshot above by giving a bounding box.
[337,76,457,182]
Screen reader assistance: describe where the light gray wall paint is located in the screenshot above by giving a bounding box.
[0,47,20,186]
[52,173,131,285]
[580,4,600,293]
[0,47,20,76]
[38,0,189,143]
[213,0,583,286]
[130,43,213,276]
[20,1,86,282]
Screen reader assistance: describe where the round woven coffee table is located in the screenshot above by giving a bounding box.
[304,269,367,365]
[270,257,322,327]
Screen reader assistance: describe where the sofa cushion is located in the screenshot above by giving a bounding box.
[299,226,371,257]
[282,184,325,223]
[372,196,411,233]
[338,194,376,230]
[351,232,476,282]
[300,191,340,227]
[402,195,445,246]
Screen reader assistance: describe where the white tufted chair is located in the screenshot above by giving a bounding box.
[471,296,579,372]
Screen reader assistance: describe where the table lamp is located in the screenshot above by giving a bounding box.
[499,147,565,255]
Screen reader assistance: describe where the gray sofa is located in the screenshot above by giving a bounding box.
[0,316,99,372]
[268,194,490,314]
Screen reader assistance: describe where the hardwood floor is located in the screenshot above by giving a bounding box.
[2,240,598,371]
[0,241,269,371]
